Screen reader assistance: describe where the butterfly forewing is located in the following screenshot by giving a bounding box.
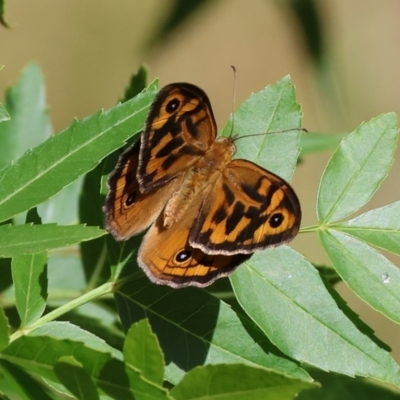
[190,159,301,255]
[138,83,217,193]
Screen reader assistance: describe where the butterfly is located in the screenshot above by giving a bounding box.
[103,83,301,288]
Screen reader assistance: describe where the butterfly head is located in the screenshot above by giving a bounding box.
[212,136,237,160]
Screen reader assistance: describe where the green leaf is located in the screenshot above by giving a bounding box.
[106,233,141,280]
[231,246,400,387]
[0,0,8,28]
[60,302,124,351]
[12,252,47,327]
[1,322,121,383]
[0,104,9,123]
[170,364,315,400]
[0,224,106,257]
[314,264,342,286]
[0,360,53,400]
[222,76,302,182]
[0,308,9,351]
[124,319,164,386]
[54,360,99,400]
[320,229,400,324]
[0,63,52,170]
[285,0,324,64]
[25,207,41,225]
[79,162,109,285]
[300,131,344,157]
[79,164,103,229]
[298,367,400,400]
[0,81,158,223]
[38,177,83,224]
[317,113,398,223]
[24,321,169,400]
[146,0,212,49]
[29,321,122,357]
[115,277,311,385]
[0,258,12,293]
[337,201,400,256]
[122,65,148,102]
[97,358,171,400]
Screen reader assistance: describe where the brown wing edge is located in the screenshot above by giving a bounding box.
[137,250,251,289]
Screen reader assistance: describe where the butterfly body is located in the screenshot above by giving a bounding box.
[104,83,301,288]
[163,136,237,227]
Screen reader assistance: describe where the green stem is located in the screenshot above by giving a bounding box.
[85,244,107,292]
[10,281,114,342]
[300,224,321,233]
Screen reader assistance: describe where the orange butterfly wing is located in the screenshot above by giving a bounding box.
[104,140,180,240]
[138,196,250,288]
[189,159,301,254]
[104,83,217,240]
[138,83,217,192]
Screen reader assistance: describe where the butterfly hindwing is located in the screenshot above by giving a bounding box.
[138,197,250,288]
[190,159,301,254]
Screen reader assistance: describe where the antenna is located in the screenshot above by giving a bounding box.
[227,67,308,141]
[232,127,308,143]
[229,65,237,138]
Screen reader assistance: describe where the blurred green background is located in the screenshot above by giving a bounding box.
[1,0,400,361]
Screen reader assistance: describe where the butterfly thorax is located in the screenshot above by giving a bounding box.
[163,136,236,228]
[206,136,236,164]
